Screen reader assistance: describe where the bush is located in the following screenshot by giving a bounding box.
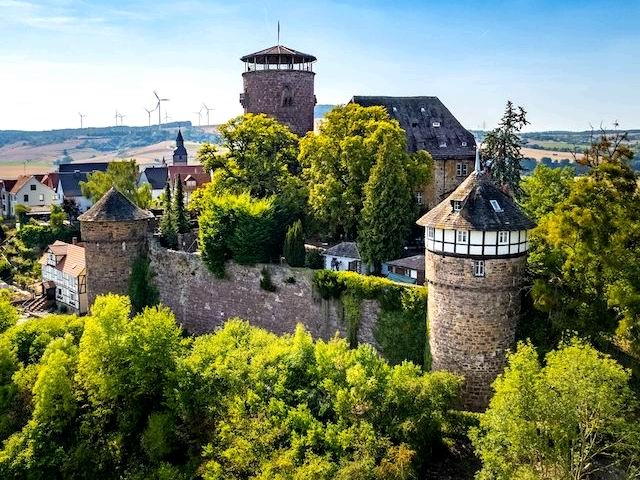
[283,220,305,267]
[304,247,324,269]
[259,266,276,292]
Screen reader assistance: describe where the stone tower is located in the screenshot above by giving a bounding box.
[173,129,187,165]
[417,151,535,410]
[240,44,317,136]
[78,187,154,307]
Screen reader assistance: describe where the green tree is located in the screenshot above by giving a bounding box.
[519,164,574,222]
[471,339,640,480]
[61,198,80,221]
[300,103,432,240]
[0,294,18,334]
[80,159,152,208]
[358,123,414,272]
[128,254,159,314]
[14,204,29,225]
[283,220,305,267]
[173,175,190,234]
[49,204,67,231]
[197,114,300,198]
[482,101,529,196]
[159,182,177,249]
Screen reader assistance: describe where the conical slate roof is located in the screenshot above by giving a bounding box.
[78,187,154,222]
[241,45,316,64]
[176,129,184,144]
[417,171,536,231]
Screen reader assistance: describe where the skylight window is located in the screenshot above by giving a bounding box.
[420,107,426,113]
[432,121,441,127]
[490,200,503,212]
[461,141,467,147]
[392,106,397,112]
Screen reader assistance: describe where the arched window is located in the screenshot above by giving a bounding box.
[281,86,293,107]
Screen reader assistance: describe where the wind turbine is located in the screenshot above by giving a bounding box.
[164,111,171,124]
[118,112,126,126]
[78,112,86,129]
[144,106,156,127]
[193,108,203,126]
[202,103,213,126]
[153,90,169,128]
[114,110,120,126]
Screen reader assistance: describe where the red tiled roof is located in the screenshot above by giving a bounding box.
[168,165,210,187]
[39,240,86,278]
[41,172,59,190]
[10,175,33,194]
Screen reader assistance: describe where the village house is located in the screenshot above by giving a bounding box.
[138,165,168,200]
[39,240,88,314]
[56,162,109,212]
[0,179,17,218]
[383,254,425,285]
[4,174,60,219]
[322,242,370,274]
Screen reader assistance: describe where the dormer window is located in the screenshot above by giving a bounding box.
[461,141,467,147]
[490,200,503,212]
[392,106,398,112]
[453,200,462,212]
[432,121,441,127]
[421,107,426,113]
[47,252,56,267]
[439,142,447,148]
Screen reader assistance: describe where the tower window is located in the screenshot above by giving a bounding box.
[415,191,423,205]
[281,86,293,107]
[457,230,468,243]
[498,231,509,244]
[427,227,435,239]
[490,200,503,212]
[474,260,485,277]
[456,162,468,177]
[453,200,462,212]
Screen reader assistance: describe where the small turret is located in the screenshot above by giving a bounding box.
[173,129,187,165]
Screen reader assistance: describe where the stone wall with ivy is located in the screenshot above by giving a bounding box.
[149,240,428,366]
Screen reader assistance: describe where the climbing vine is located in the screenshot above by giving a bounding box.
[313,270,428,367]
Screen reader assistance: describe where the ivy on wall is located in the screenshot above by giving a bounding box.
[313,270,429,368]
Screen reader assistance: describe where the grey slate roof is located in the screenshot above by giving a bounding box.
[141,166,168,190]
[350,96,476,160]
[417,171,536,231]
[241,45,316,64]
[59,162,109,173]
[323,242,360,259]
[386,255,425,272]
[59,172,88,197]
[78,187,154,222]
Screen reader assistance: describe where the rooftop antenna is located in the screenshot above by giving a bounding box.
[153,90,170,129]
[78,112,86,129]
[202,103,213,126]
[144,106,155,127]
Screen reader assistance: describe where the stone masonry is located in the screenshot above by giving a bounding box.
[426,253,527,410]
[241,70,315,136]
[422,158,476,210]
[148,240,380,345]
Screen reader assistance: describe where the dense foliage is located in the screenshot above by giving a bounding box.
[80,160,152,208]
[472,340,640,479]
[283,220,305,267]
[0,295,461,479]
[128,254,159,314]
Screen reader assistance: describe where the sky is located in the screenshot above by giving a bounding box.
[0,0,639,132]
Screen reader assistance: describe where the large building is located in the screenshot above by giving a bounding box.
[417,150,535,410]
[351,96,476,210]
[240,44,317,136]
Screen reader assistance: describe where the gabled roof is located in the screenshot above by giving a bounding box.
[1,179,17,192]
[10,175,40,194]
[41,172,59,191]
[241,45,316,64]
[350,96,476,160]
[417,171,536,231]
[59,162,109,173]
[141,166,168,190]
[58,171,88,197]
[386,254,425,271]
[168,165,210,187]
[39,240,86,278]
[78,187,154,222]
[323,242,361,259]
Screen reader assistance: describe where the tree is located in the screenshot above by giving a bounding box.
[471,339,640,480]
[519,164,574,222]
[80,159,152,208]
[576,126,635,169]
[173,175,190,234]
[49,205,67,231]
[61,198,80,221]
[14,204,29,225]
[300,103,432,240]
[197,114,300,198]
[128,254,159,314]
[358,124,415,273]
[159,182,177,249]
[283,220,305,267]
[0,293,18,333]
[482,101,529,196]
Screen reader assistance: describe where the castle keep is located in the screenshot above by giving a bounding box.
[240,44,317,136]
[78,188,154,306]
[417,150,535,410]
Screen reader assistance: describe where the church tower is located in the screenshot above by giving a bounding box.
[239,44,317,136]
[173,129,187,165]
[417,149,535,410]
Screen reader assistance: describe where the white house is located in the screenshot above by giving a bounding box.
[7,175,60,218]
[138,165,168,201]
[39,240,88,314]
[322,242,369,274]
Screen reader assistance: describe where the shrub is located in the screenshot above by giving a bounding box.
[304,247,324,269]
[283,220,305,267]
[259,266,276,292]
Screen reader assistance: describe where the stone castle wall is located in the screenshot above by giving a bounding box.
[148,240,380,345]
[241,70,315,136]
[426,252,527,410]
[81,219,150,306]
[422,158,475,209]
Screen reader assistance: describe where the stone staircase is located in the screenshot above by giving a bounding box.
[22,295,54,315]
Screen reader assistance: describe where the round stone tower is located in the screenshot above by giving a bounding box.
[240,44,317,136]
[417,151,535,410]
[78,187,154,307]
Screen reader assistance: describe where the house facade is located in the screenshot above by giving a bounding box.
[39,240,88,314]
[7,175,60,218]
[322,242,369,274]
[57,163,109,213]
[383,254,425,285]
[138,166,168,200]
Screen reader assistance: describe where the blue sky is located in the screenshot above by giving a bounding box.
[1,0,639,131]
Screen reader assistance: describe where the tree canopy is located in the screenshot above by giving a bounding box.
[80,160,152,208]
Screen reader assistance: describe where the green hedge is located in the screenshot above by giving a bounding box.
[313,270,429,368]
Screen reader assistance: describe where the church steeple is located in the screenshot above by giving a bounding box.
[172,129,187,165]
